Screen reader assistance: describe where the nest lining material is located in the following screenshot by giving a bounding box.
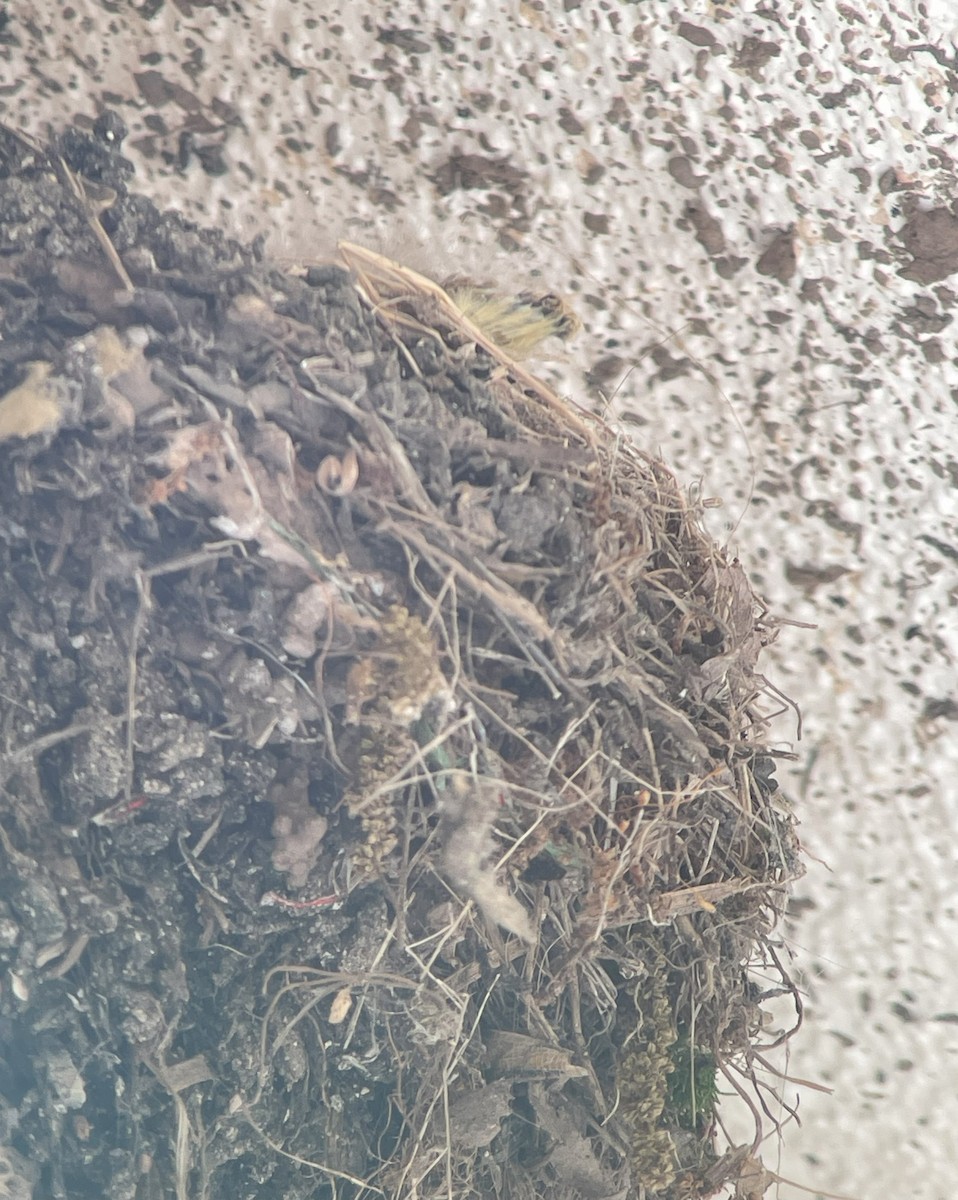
[0,118,803,1200]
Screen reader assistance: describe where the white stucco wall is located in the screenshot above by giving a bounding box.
[3,2,957,1197]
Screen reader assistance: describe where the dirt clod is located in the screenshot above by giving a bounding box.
[0,119,802,1200]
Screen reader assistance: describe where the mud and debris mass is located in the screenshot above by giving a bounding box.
[0,121,801,1200]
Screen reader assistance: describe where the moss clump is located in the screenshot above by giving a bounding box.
[668,1034,719,1132]
[343,604,449,867]
[617,940,680,1194]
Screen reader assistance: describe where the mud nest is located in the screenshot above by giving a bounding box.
[0,119,804,1200]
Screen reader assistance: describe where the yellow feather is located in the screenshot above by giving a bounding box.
[445,286,581,359]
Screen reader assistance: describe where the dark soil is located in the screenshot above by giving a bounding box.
[0,118,802,1200]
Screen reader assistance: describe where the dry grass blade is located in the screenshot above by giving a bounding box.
[338,241,598,445]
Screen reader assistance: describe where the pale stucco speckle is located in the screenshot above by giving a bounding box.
[3,2,957,1196]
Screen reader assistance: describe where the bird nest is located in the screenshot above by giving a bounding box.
[0,118,804,1200]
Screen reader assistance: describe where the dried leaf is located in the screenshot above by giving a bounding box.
[328,987,352,1025]
[734,1153,776,1200]
[486,1030,588,1080]
[162,1055,214,1093]
[446,1080,514,1149]
[528,1081,617,1197]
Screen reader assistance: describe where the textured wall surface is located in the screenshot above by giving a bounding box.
[3,2,957,1197]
